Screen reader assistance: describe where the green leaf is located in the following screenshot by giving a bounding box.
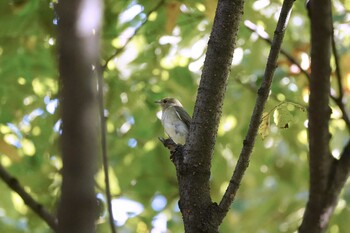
[274,106,293,129]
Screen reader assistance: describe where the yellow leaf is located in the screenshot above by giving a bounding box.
[259,112,270,139]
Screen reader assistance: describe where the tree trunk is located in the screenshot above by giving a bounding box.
[178,0,245,232]
[299,0,334,232]
[56,0,103,233]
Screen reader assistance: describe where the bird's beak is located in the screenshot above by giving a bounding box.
[154,100,161,104]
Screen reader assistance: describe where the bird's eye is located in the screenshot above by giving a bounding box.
[163,99,167,103]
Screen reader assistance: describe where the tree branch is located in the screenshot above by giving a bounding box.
[171,0,245,231]
[102,0,165,70]
[219,0,295,219]
[100,3,165,228]
[245,20,350,131]
[329,12,350,131]
[56,0,102,232]
[331,95,350,131]
[299,0,334,232]
[233,76,303,105]
[332,141,350,191]
[97,68,117,232]
[331,26,344,100]
[0,164,58,230]
[323,141,350,214]
[244,20,311,80]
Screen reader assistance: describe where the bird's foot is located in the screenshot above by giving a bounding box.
[158,137,184,164]
[170,145,184,164]
[158,137,177,152]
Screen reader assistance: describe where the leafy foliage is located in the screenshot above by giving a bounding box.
[0,0,350,232]
[259,102,306,139]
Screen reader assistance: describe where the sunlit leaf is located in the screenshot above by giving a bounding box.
[258,112,270,139]
[274,106,293,129]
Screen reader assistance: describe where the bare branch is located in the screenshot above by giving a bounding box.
[329,12,350,131]
[233,76,304,105]
[331,28,344,100]
[219,0,295,218]
[97,69,117,232]
[244,20,311,81]
[0,164,58,230]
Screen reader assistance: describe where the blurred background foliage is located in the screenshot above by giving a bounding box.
[0,0,350,232]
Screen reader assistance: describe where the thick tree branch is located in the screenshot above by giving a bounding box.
[331,141,350,192]
[322,141,350,216]
[0,164,58,230]
[299,0,334,232]
[299,141,350,233]
[173,0,245,231]
[56,0,102,232]
[219,0,295,219]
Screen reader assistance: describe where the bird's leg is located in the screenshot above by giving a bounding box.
[158,137,177,152]
[158,137,184,163]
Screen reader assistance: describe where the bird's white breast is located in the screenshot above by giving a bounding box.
[162,107,189,145]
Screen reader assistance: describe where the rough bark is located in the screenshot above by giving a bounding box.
[298,0,336,232]
[179,0,245,232]
[56,0,103,232]
[160,0,298,232]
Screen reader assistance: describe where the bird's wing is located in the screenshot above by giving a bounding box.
[174,106,191,129]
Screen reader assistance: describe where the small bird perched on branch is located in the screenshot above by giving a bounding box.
[155,97,191,145]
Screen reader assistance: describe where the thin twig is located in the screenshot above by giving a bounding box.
[261,101,306,121]
[0,164,58,231]
[331,25,344,100]
[245,20,350,131]
[97,67,117,233]
[324,140,350,210]
[244,20,311,81]
[329,22,350,130]
[233,76,303,105]
[330,95,350,130]
[219,0,295,216]
[102,0,165,70]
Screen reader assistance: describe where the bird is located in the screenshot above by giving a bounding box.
[155,97,191,145]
